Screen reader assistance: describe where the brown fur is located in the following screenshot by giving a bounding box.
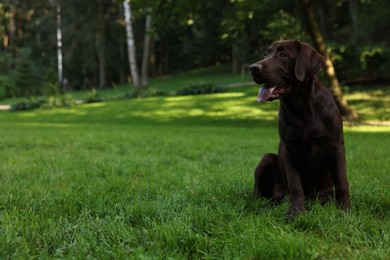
[250,40,350,218]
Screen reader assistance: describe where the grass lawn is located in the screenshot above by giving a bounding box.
[0,83,389,258]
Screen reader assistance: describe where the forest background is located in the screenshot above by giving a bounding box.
[0,0,389,103]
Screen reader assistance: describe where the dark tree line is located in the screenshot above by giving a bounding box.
[0,0,389,100]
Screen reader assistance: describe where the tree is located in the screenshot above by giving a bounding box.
[97,0,107,88]
[6,1,16,56]
[300,0,357,119]
[56,0,64,90]
[141,7,152,88]
[347,0,359,36]
[123,0,141,89]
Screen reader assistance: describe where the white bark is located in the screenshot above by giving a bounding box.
[56,0,63,88]
[123,1,140,89]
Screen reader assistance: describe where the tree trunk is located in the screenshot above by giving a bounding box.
[347,0,359,36]
[300,0,357,119]
[141,9,152,88]
[119,31,127,84]
[149,34,156,78]
[123,1,141,89]
[97,4,106,89]
[56,0,64,90]
[8,3,16,55]
[232,43,240,74]
[98,36,106,88]
[118,4,126,84]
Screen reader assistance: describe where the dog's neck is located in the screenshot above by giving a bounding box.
[279,77,331,139]
[280,76,317,118]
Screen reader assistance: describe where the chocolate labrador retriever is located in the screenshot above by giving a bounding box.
[250,40,350,218]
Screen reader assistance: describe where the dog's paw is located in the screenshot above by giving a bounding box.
[286,206,305,221]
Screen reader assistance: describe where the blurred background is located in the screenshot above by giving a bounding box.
[0,0,389,99]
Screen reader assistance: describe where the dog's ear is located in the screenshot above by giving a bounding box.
[294,41,325,82]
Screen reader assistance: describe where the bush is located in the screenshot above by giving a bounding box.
[126,88,170,100]
[147,88,170,97]
[10,98,47,111]
[84,89,104,103]
[42,95,75,109]
[330,42,390,81]
[10,95,75,111]
[176,83,226,96]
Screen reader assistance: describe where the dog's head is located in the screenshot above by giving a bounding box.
[250,40,325,103]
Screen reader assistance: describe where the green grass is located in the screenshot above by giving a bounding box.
[0,83,389,258]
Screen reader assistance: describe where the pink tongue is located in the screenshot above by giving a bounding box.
[258,87,275,103]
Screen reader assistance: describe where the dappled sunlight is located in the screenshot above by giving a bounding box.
[160,93,245,108]
[0,91,278,128]
[346,90,390,102]
[84,102,108,108]
[42,108,89,116]
[1,87,388,133]
[345,125,390,133]
[354,106,390,119]
[343,87,390,132]
[1,122,78,128]
[345,88,390,123]
[129,92,278,123]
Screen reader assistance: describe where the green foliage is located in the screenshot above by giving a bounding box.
[359,45,389,76]
[10,98,47,111]
[0,48,58,99]
[13,57,42,98]
[84,89,104,104]
[0,76,9,99]
[10,95,75,111]
[43,95,75,109]
[0,52,16,98]
[0,86,5,100]
[176,83,226,96]
[262,10,309,43]
[0,86,389,258]
[330,42,390,80]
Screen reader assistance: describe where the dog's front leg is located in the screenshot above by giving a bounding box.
[285,167,305,218]
[280,144,305,219]
[330,144,350,211]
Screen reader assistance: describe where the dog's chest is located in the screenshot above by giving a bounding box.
[283,137,332,175]
[279,113,329,141]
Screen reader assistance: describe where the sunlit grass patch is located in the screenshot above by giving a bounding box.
[345,125,390,133]
[345,85,390,122]
[128,92,278,122]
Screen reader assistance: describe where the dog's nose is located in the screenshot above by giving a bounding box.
[249,64,262,73]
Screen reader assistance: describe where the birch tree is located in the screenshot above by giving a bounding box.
[123,0,141,89]
[56,0,63,90]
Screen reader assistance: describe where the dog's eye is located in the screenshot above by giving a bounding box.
[263,52,268,57]
[279,52,288,59]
